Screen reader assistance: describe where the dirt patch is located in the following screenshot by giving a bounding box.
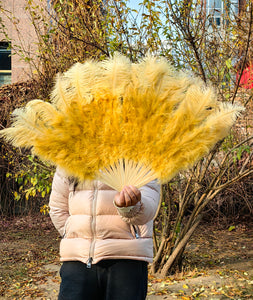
[0,216,60,299]
[148,224,253,299]
[0,216,253,299]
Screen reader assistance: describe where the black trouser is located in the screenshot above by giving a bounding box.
[58,259,148,300]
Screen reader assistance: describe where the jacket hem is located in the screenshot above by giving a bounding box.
[60,255,153,264]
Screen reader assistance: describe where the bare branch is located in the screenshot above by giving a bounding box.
[232,2,253,104]
[160,215,202,278]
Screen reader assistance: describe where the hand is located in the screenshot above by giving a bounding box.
[114,185,141,207]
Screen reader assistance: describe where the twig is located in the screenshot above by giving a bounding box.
[160,214,202,277]
[231,2,253,104]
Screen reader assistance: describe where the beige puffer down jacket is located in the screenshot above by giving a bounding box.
[49,168,160,266]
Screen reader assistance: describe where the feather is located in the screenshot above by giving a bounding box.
[51,74,70,109]
[0,54,244,191]
[99,53,132,98]
[63,60,101,105]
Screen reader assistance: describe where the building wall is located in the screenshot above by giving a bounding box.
[0,0,39,84]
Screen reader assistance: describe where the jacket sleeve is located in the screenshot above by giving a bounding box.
[115,180,161,225]
[49,168,70,236]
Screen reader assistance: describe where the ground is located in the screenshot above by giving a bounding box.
[0,215,252,300]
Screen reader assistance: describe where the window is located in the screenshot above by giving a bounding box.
[207,0,239,27]
[0,42,11,86]
[207,0,223,26]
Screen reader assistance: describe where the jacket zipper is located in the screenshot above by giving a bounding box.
[87,183,98,268]
[132,225,140,239]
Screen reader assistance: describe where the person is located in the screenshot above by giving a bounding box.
[49,167,160,300]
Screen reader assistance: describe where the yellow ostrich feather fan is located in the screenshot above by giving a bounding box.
[0,54,243,191]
